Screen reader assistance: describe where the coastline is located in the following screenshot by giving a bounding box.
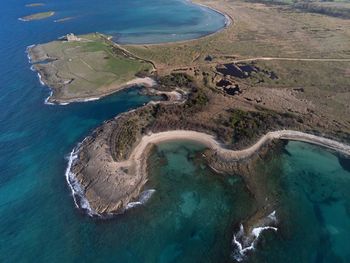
[26,0,232,104]
[26,38,157,105]
[32,57,156,105]
[66,129,350,217]
[65,141,98,216]
[37,71,156,105]
[192,0,232,27]
[122,0,233,46]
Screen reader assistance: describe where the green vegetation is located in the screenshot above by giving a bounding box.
[229,110,272,140]
[29,33,153,102]
[216,108,296,142]
[111,118,139,160]
[158,73,195,90]
[158,73,208,110]
[20,11,54,21]
[185,88,209,110]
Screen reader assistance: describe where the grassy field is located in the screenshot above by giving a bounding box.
[31,33,153,102]
[27,0,350,132]
[211,59,350,124]
[125,0,350,68]
[123,0,350,129]
[239,60,349,90]
[20,11,54,21]
[243,0,350,18]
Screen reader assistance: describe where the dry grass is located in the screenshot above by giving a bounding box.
[123,0,350,131]
[125,0,350,68]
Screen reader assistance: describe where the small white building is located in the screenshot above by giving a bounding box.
[66,33,80,42]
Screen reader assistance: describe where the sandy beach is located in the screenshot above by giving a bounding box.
[126,77,157,87]
[69,128,350,216]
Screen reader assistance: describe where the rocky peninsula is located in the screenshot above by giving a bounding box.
[27,33,154,104]
[25,0,350,257]
[67,83,350,257]
[69,125,350,215]
[20,11,54,21]
[64,67,348,215]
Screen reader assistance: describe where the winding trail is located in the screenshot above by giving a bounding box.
[68,128,350,216]
[126,130,350,171]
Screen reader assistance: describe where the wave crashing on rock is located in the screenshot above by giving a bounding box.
[231,211,278,262]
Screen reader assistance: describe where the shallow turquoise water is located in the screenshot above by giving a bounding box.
[16,0,227,44]
[1,0,350,262]
[246,141,350,263]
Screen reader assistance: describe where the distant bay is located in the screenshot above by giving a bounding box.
[0,0,349,262]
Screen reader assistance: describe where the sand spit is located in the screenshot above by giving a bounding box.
[126,77,157,88]
[68,129,350,216]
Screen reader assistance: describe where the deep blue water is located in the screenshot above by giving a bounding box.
[0,0,226,261]
[14,0,227,44]
[1,0,350,262]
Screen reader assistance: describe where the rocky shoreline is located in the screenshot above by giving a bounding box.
[26,34,155,104]
[65,109,350,257]
[68,105,350,216]
[65,70,350,217]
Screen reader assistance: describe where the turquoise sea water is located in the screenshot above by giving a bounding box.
[1,0,350,262]
[242,141,350,263]
[16,0,227,44]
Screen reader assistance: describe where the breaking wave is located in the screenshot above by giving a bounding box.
[65,141,98,217]
[126,189,156,210]
[65,137,156,218]
[231,211,278,262]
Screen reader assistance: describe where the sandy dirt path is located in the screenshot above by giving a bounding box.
[127,130,350,171]
[69,129,350,215]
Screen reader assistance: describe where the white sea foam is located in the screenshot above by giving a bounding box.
[64,137,156,217]
[251,226,278,238]
[231,211,278,261]
[76,97,100,102]
[126,189,156,210]
[65,141,98,217]
[26,45,59,106]
[268,210,277,221]
[26,44,35,63]
[26,44,102,106]
[56,97,100,105]
[37,72,45,86]
[44,93,100,106]
[44,91,55,105]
